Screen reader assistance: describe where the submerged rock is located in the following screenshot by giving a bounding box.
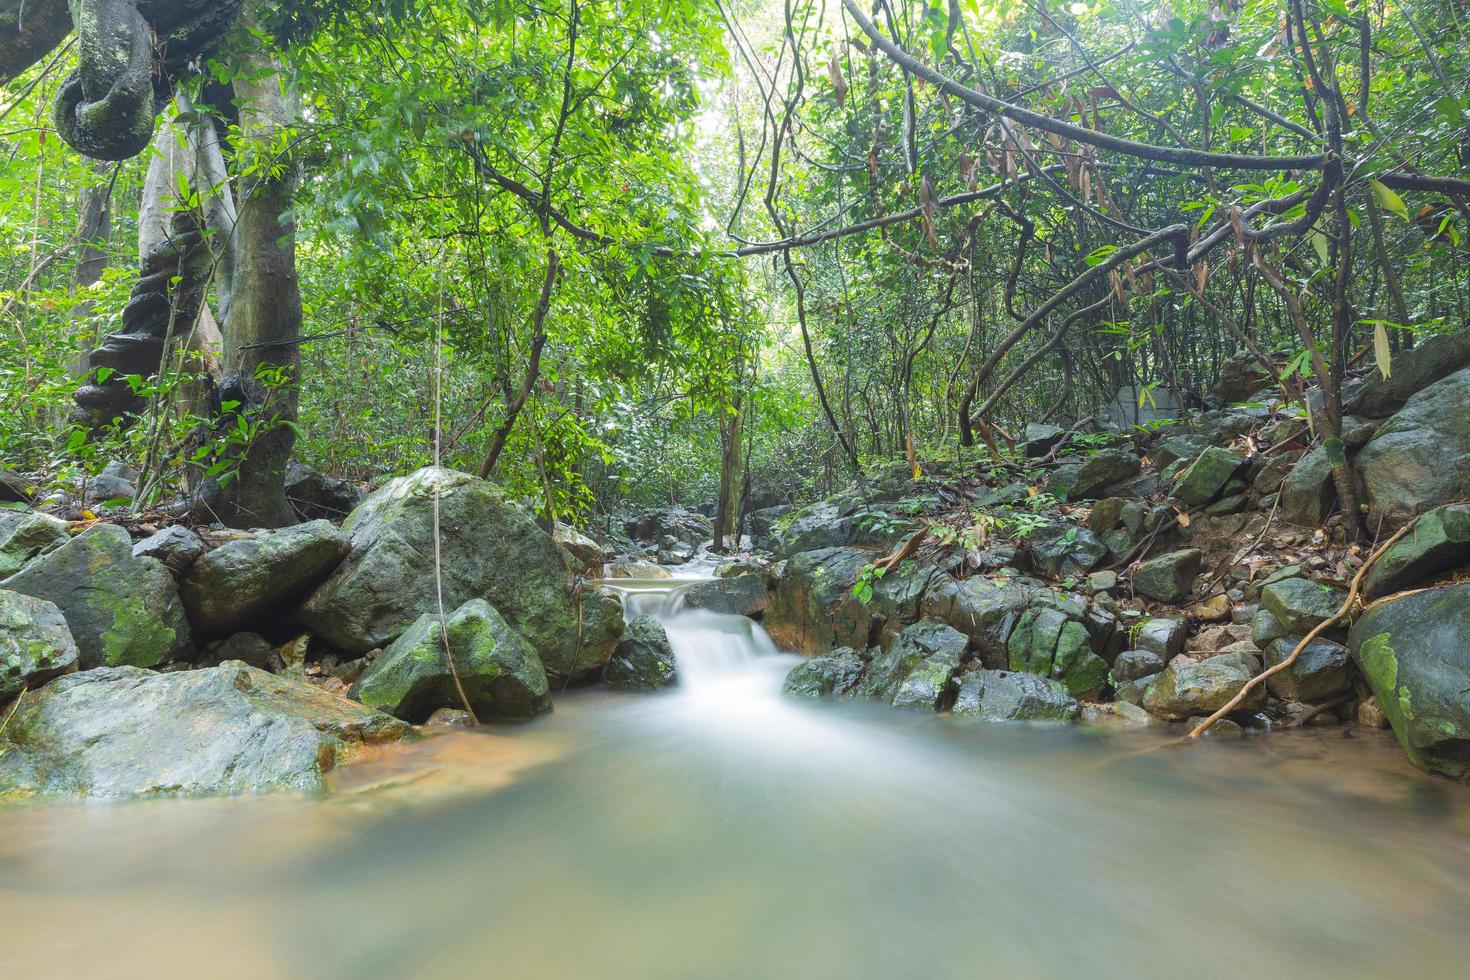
[1142,652,1264,721]
[782,647,865,698]
[0,663,413,799]
[351,598,552,722]
[952,669,1079,721]
[604,614,677,690]
[0,590,78,701]
[301,468,623,683]
[180,520,349,634]
[1349,583,1470,778]
[1,523,192,668]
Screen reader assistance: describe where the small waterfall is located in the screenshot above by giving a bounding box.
[600,576,785,690]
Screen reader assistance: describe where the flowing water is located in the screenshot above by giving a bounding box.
[4,576,1470,978]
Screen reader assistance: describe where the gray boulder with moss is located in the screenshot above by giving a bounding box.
[300,468,622,683]
[952,669,1079,721]
[1356,367,1470,529]
[1172,447,1245,507]
[0,662,413,799]
[1142,652,1264,720]
[1,523,192,668]
[1261,577,1346,635]
[351,598,552,722]
[180,520,349,634]
[1362,504,1470,598]
[1349,583,1470,778]
[783,647,865,698]
[603,614,677,689]
[1,589,78,701]
[859,618,967,704]
[0,511,68,578]
[1132,548,1202,603]
[1262,636,1353,702]
[1007,606,1108,698]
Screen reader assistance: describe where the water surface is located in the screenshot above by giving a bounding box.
[2,579,1468,978]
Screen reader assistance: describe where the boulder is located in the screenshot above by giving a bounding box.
[0,468,35,503]
[1023,524,1108,580]
[0,590,78,701]
[682,574,768,617]
[772,501,854,556]
[1153,434,1211,469]
[300,468,623,683]
[1250,608,1289,648]
[603,614,677,690]
[1133,616,1186,658]
[1280,446,1335,527]
[351,599,552,721]
[1,523,191,668]
[952,669,1080,721]
[1349,584,1470,777]
[1006,606,1108,698]
[0,663,413,799]
[1262,636,1354,701]
[1172,448,1245,508]
[1132,548,1202,603]
[553,523,608,569]
[284,462,364,522]
[1260,577,1346,635]
[765,547,938,656]
[1344,328,1470,418]
[1109,649,1166,686]
[132,525,206,576]
[746,504,793,549]
[858,618,967,706]
[1104,385,1183,431]
[1212,351,1279,405]
[0,511,68,578]
[624,507,711,547]
[180,520,349,635]
[919,574,1030,669]
[198,631,276,671]
[782,647,865,698]
[1357,366,1470,528]
[1362,504,1470,598]
[1142,652,1265,720]
[1019,423,1067,458]
[607,559,669,579]
[1051,448,1141,500]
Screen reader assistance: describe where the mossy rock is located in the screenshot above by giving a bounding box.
[1260,577,1347,635]
[1142,652,1264,720]
[0,589,78,701]
[782,647,865,698]
[604,614,677,690]
[180,520,349,634]
[1007,606,1108,698]
[952,669,1079,721]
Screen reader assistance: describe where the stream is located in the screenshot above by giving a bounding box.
[3,576,1470,977]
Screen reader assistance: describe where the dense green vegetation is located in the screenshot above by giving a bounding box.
[3,0,1467,534]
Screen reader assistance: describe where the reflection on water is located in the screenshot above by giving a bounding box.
[3,579,1470,979]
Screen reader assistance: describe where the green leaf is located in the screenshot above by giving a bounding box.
[1370,180,1408,221]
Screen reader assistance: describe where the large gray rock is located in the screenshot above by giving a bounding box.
[285,462,364,522]
[180,520,349,634]
[1172,448,1245,508]
[1109,649,1166,686]
[1104,385,1183,431]
[952,669,1080,721]
[132,525,206,576]
[1263,636,1354,701]
[1006,606,1108,698]
[1357,366,1470,529]
[0,511,68,578]
[766,547,937,656]
[1023,523,1108,579]
[782,647,865,698]
[2,523,192,668]
[1349,583,1470,777]
[1132,548,1202,603]
[1344,328,1470,418]
[1261,577,1346,635]
[603,614,677,690]
[682,574,768,617]
[1051,448,1141,499]
[351,599,552,721]
[1363,504,1470,598]
[1133,616,1186,659]
[0,590,78,701]
[624,507,711,547]
[773,501,854,557]
[919,574,1031,669]
[1142,652,1265,720]
[300,468,622,683]
[0,663,413,799]
[1280,446,1335,527]
[858,618,967,706]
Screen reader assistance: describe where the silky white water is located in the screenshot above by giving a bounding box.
[3,576,1470,978]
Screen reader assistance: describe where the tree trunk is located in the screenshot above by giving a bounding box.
[216,9,301,528]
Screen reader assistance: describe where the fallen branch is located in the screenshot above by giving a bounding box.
[875,526,929,571]
[1187,517,1416,737]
